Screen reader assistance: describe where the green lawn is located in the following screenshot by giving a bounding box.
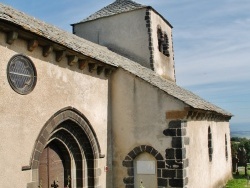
[226,174,250,187]
[226,166,250,188]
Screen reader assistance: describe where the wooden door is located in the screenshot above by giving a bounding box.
[39,144,65,188]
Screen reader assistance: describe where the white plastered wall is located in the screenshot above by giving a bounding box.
[0,31,109,188]
[186,120,232,188]
[150,10,175,82]
[110,68,187,187]
[73,8,151,69]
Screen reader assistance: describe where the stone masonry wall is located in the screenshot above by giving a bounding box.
[163,120,189,188]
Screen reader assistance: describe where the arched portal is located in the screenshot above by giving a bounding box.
[29,107,104,188]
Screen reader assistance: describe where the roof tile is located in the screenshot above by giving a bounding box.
[78,0,147,23]
[0,3,232,117]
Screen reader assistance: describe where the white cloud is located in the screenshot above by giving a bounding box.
[171,4,250,87]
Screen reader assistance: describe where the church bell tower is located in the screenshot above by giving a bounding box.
[72,0,176,82]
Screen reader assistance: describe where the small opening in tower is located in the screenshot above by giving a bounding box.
[157,27,169,57]
[208,126,213,162]
[163,34,170,57]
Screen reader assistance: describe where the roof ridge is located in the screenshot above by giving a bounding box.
[77,0,147,23]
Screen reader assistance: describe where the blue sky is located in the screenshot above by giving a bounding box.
[1,0,249,132]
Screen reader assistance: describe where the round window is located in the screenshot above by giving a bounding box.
[7,54,37,95]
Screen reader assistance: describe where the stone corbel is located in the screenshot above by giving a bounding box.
[78,59,88,70]
[97,66,104,75]
[186,110,193,119]
[43,45,53,57]
[166,107,231,121]
[7,31,18,44]
[28,39,39,52]
[88,63,96,73]
[67,55,78,66]
[191,111,198,119]
[55,50,64,62]
[104,68,113,77]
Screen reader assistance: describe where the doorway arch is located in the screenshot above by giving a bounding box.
[29,107,104,188]
[122,145,165,187]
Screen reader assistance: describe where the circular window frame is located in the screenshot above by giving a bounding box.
[7,54,37,95]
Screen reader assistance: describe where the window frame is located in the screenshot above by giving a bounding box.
[7,54,37,95]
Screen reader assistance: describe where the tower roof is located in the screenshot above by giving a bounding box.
[73,0,173,28]
[78,0,147,23]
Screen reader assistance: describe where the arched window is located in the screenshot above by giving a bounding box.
[157,28,163,52]
[163,34,170,57]
[208,126,213,162]
[157,27,170,57]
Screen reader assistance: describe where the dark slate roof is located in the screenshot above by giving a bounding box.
[0,3,232,117]
[77,0,147,23]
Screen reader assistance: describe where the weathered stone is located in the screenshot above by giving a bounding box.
[177,128,186,136]
[128,150,136,159]
[169,120,182,128]
[151,148,158,156]
[127,168,134,176]
[175,148,186,159]
[183,159,189,168]
[155,152,164,160]
[169,179,184,187]
[145,145,153,153]
[122,160,133,167]
[125,185,134,188]
[123,177,134,184]
[157,160,166,169]
[157,169,162,177]
[165,148,175,159]
[158,178,168,186]
[162,169,176,178]
[172,137,183,148]
[133,146,142,155]
[184,137,190,145]
[163,128,176,136]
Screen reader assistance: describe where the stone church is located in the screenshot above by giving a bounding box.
[0,0,232,187]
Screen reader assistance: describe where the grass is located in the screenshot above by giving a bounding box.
[226,166,250,188]
[226,174,250,187]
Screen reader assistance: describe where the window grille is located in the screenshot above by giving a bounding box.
[7,54,37,95]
